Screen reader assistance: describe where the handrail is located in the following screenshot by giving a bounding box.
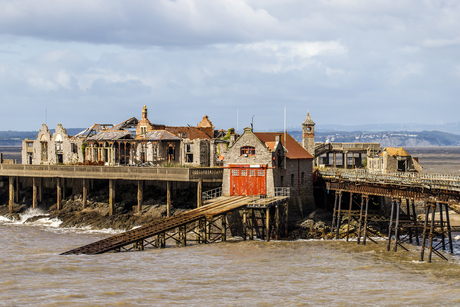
[318,169,460,192]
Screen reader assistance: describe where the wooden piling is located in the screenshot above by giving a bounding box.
[249,209,254,240]
[420,203,430,261]
[8,176,14,214]
[242,209,247,241]
[82,178,87,209]
[335,192,342,239]
[439,203,445,251]
[15,176,19,203]
[393,200,400,252]
[275,205,280,240]
[411,200,420,246]
[331,192,338,230]
[357,196,364,245]
[406,200,413,244]
[445,203,454,254]
[167,181,171,218]
[57,178,62,211]
[428,203,436,263]
[222,214,227,242]
[32,177,38,209]
[197,179,202,208]
[137,180,144,214]
[346,192,353,242]
[266,208,270,242]
[387,200,395,251]
[109,179,115,216]
[363,197,369,245]
[285,203,288,238]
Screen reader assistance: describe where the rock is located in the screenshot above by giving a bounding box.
[299,219,315,229]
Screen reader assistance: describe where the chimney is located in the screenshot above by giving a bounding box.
[229,134,237,147]
[275,134,281,144]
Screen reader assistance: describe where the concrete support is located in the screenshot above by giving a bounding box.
[32,177,38,209]
[137,180,144,214]
[8,176,14,214]
[82,179,87,209]
[57,178,62,211]
[167,181,171,217]
[197,179,202,208]
[109,179,116,216]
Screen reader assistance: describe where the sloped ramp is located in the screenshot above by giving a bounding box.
[61,196,253,255]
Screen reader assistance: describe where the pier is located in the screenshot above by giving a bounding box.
[319,169,460,262]
[1,164,223,215]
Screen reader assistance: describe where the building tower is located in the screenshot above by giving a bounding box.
[302,112,315,157]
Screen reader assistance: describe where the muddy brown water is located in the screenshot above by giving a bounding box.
[2,146,460,306]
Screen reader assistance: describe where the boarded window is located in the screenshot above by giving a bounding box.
[240,146,255,156]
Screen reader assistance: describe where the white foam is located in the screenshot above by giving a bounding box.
[0,215,12,223]
[12,207,50,225]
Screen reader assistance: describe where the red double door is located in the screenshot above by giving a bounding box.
[230,165,266,196]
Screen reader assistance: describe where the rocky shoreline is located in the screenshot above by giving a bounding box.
[0,184,334,239]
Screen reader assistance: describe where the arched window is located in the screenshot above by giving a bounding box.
[240,146,255,156]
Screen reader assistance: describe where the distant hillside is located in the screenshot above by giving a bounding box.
[0,128,86,146]
[288,130,460,147]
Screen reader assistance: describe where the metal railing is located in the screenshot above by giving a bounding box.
[202,187,222,202]
[275,187,291,198]
[318,169,460,192]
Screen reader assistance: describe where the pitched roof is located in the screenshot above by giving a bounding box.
[380,147,411,157]
[165,126,212,140]
[143,130,180,141]
[87,131,131,141]
[253,132,314,160]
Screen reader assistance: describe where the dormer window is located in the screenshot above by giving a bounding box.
[241,146,255,156]
[140,126,147,135]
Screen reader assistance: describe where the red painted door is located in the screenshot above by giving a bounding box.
[230,166,266,196]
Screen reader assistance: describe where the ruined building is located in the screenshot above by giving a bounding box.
[22,106,218,167]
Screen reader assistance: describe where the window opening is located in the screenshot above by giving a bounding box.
[240,146,255,156]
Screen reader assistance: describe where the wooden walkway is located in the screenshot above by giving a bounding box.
[61,195,289,255]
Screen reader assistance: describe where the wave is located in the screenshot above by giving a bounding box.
[0,208,123,235]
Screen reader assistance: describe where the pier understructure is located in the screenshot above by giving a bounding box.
[61,192,290,255]
[320,169,460,262]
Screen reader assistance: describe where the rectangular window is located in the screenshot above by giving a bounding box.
[257,170,265,176]
[290,174,295,187]
[240,169,247,176]
[249,169,256,176]
[301,172,305,184]
[231,169,239,176]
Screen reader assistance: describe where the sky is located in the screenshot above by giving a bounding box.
[0,0,460,132]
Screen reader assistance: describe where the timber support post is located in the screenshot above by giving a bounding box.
[197,179,202,208]
[335,192,343,239]
[427,202,436,263]
[266,207,270,242]
[249,209,254,240]
[362,196,369,245]
[15,176,19,203]
[57,178,62,211]
[109,179,115,216]
[82,178,87,209]
[392,199,401,252]
[137,180,144,214]
[420,202,430,261]
[221,214,227,242]
[445,203,454,254]
[167,181,171,218]
[32,177,38,209]
[346,192,353,242]
[275,205,280,240]
[387,199,395,251]
[357,196,364,245]
[242,209,247,241]
[8,176,14,214]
